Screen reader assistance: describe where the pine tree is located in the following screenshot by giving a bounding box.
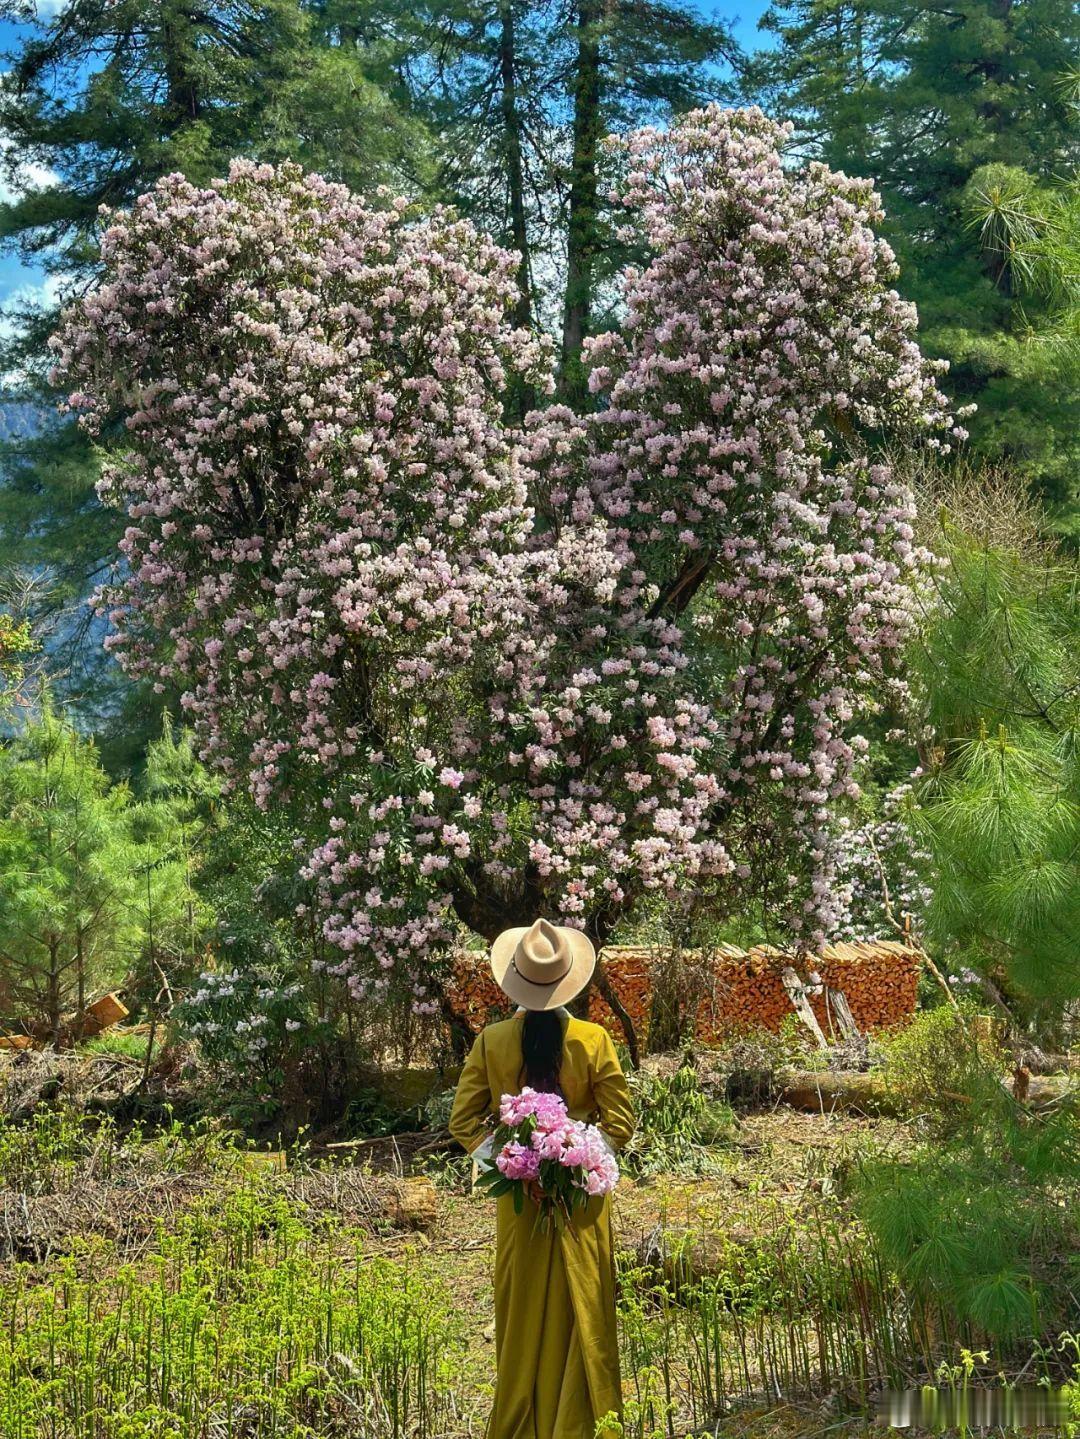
[748,0,1080,519]
[906,470,1080,1033]
[0,707,201,1040]
[129,717,216,1073]
[746,3,885,172]
[399,1,737,402]
[855,471,1080,1339]
[395,0,549,332]
[0,707,138,1037]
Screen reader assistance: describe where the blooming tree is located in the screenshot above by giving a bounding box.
[52,107,962,1024]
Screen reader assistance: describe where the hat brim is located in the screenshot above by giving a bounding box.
[490,924,596,1011]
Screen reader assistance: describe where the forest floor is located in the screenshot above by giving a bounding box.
[408,1107,911,1438]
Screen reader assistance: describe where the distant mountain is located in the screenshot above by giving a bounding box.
[0,400,47,442]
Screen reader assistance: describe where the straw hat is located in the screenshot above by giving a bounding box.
[490,918,596,1011]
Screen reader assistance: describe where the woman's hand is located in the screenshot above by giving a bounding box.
[525,1179,544,1207]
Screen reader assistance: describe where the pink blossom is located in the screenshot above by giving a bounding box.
[52,113,955,1007]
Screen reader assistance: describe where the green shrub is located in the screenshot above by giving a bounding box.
[0,1108,240,1198]
[711,1019,816,1108]
[872,1005,1005,1129]
[619,1197,1069,1413]
[422,1085,456,1131]
[625,1065,735,1176]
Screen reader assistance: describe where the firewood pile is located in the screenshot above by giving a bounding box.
[448,940,919,1041]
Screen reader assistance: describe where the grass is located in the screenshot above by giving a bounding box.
[82,1030,151,1061]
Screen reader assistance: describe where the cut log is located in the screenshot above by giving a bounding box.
[780,1069,1076,1115]
[780,1070,901,1115]
[389,1176,439,1231]
[74,993,129,1039]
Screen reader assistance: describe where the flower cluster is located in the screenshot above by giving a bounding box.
[173,921,315,1086]
[481,1088,619,1225]
[52,109,961,1009]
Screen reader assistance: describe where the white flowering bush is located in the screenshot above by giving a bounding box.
[53,107,964,1018]
[174,918,320,1093]
[832,782,934,940]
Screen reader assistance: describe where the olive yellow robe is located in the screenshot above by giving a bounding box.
[449,1011,636,1439]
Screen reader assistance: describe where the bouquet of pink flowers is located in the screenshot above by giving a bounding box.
[475,1087,619,1232]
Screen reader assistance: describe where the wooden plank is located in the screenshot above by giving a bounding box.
[825,988,860,1041]
[780,966,828,1049]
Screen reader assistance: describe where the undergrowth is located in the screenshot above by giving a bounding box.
[615,1195,1076,1436]
[0,1182,462,1439]
[859,1007,1080,1341]
[0,1106,238,1196]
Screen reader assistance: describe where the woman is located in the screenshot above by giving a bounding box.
[449,917,636,1439]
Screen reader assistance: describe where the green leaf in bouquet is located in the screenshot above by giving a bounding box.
[478,1172,511,1197]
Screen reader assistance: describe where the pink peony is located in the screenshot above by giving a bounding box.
[487,1090,619,1213]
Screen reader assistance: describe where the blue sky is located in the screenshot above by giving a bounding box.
[723,1,773,49]
[0,1,775,307]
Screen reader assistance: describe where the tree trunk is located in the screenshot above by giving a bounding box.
[76,927,85,1017]
[592,961,639,1068]
[560,0,603,404]
[498,0,537,420]
[162,2,202,127]
[499,0,532,332]
[46,937,62,1043]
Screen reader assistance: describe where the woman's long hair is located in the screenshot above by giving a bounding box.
[520,1009,565,1092]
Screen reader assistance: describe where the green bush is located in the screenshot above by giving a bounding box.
[872,1005,1005,1130]
[625,1065,735,1176]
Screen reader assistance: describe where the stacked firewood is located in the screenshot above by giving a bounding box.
[447,940,919,1041]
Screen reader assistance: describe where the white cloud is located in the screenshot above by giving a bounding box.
[0,272,75,384]
[3,274,69,312]
[0,154,57,206]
